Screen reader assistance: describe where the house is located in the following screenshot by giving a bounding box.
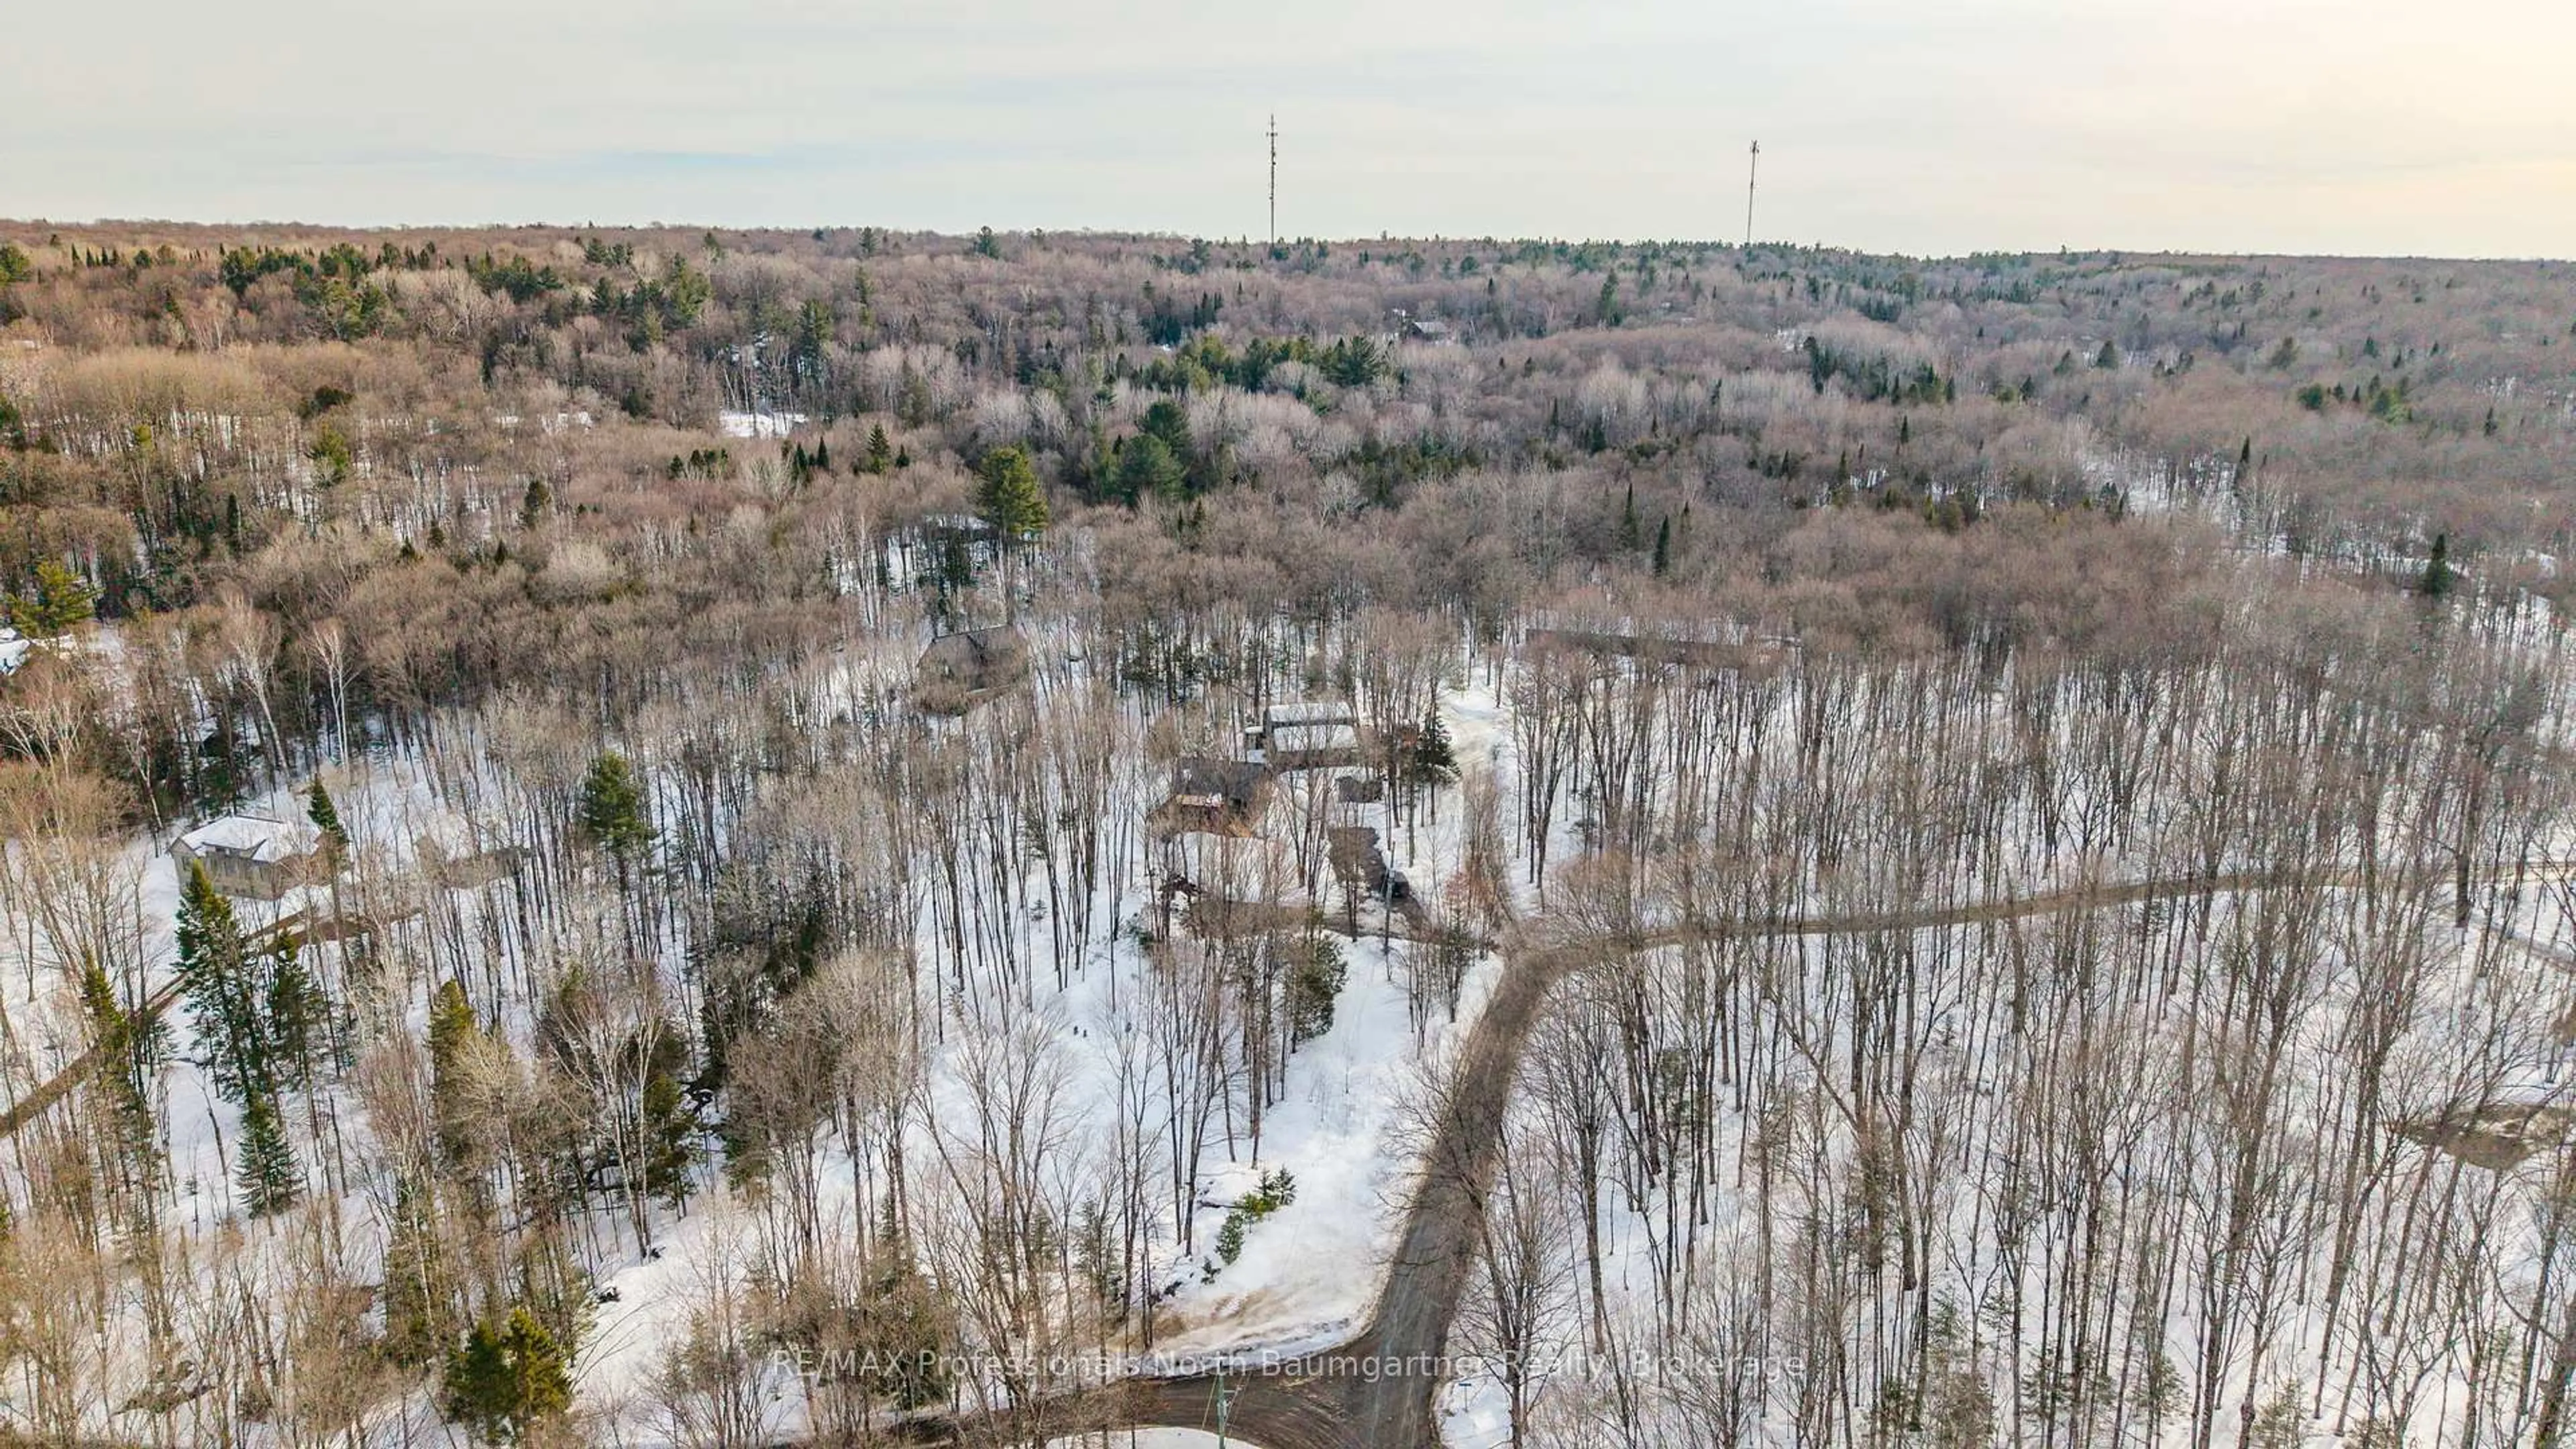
[1148,758,1273,839]
[914,625,1030,713]
[174,815,325,900]
[1254,700,1362,770]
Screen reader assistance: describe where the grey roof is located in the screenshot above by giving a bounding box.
[920,625,1030,682]
[1169,757,1269,808]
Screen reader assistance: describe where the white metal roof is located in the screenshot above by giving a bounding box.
[1264,700,1356,729]
[178,815,321,864]
[1269,722,1360,755]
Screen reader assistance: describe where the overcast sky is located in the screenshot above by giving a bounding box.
[9,0,2571,258]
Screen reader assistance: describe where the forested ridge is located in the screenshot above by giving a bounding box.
[1,223,2573,1448]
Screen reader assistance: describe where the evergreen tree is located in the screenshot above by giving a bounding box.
[1286,931,1348,1046]
[78,957,160,1160]
[2421,533,2457,598]
[577,751,655,870]
[1618,482,1640,550]
[865,423,893,474]
[237,1090,299,1217]
[641,1070,699,1209]
[177,862,268,1104]
[1114,433,1187,504]
[975,446,1051,539]
[500,1309,574,1436]
[936,529,975,594]
[442,1307,573,1446]
[380,1174,455,1365]
[9,560,96,638]
[859,1256,956,1410]
[1318,335,1387,388]
[1139,398,1192,460]
[429,978,482,1172]
[519,476,550,527]
[264,936,325,1090]
[1652,516,1672,576]
[307,779,350,853]
[1409,706,1458,786]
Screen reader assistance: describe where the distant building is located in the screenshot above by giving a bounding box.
[915,625,1030,713]
[174,815,325,900]
[1252,700,1362,770]
[1149,758,1273,839]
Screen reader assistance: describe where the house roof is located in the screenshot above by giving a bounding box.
[1169,758,1269,808]
[920,625,1028,671]
[1263,700,1356,729]
[1269,722,1360,757]
[178,815,321,865]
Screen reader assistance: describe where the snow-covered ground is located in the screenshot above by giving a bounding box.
[1144,938,1503,1364]
[718,409,808,439]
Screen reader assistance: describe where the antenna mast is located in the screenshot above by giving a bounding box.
[1268,114,1279,246]
[1745,140,1760,250]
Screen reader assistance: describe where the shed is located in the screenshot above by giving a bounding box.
[174,815,325,900]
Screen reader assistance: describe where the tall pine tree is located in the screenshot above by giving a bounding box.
[975,445,1051,539]
[2421,532,2457,598]
[429,978,483,1173]
[442,1307,573,1446]
[237,1090,299,1216]
[307,778,350,854]
[177,861,267,1104]
[577,750,655,883]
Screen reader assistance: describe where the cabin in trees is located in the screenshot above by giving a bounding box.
[173,815,325,900]
[1250,700,1362,770]
[914,625,1030,713]
[1149,758,1273,839]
